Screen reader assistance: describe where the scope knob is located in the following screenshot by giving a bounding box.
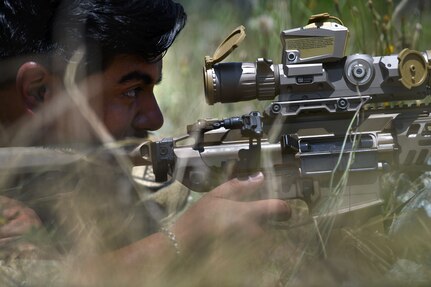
[344,54,374,86]
[398,48,428,89]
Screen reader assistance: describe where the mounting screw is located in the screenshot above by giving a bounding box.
[272,103,281,114]
[337,98,348,110]
[287,52,296,62]
[160,147,168,155]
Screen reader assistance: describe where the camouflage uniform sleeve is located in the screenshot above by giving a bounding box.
[0,258,63,286]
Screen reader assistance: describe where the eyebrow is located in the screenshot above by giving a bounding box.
[118,71,162,85]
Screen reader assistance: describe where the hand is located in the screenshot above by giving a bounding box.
[171,172,291,253]
[69,173,290,285]
[0,196,41,240]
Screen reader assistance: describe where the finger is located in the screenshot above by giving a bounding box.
[2,205,21,219]
[0,196,19,216]
[245,199,291,222]
[0,196,27,219]
[0,213,41,237]
[0,207,41,237]
[209,172,264,200]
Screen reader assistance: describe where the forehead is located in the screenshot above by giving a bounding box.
[102,54,162,82]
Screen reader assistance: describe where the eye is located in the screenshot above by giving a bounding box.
[122,87,143,99]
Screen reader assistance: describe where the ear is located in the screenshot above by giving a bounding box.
[16,62,51,113]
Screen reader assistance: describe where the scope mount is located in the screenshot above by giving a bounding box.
[265,96,371,117]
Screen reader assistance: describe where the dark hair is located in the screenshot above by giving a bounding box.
[0,0,59,58]
[53,0,187,75]
[0,0,60,86]
[0,0,186,85]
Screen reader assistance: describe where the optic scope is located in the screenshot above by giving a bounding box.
[203,14,431,106]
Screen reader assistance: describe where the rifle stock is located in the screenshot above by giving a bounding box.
[137,104,431,216]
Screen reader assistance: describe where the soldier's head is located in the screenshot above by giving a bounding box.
[0,0,186,146]
[0,0,59,126]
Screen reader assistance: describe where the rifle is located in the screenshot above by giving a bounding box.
[135,13,431,221]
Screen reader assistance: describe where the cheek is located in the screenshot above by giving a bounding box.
[102,104,135,138]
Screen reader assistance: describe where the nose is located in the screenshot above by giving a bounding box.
[132,92,164,134]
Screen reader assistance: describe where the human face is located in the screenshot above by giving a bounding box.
[83,54,164,140]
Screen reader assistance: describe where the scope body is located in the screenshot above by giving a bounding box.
[204,52,431,105]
